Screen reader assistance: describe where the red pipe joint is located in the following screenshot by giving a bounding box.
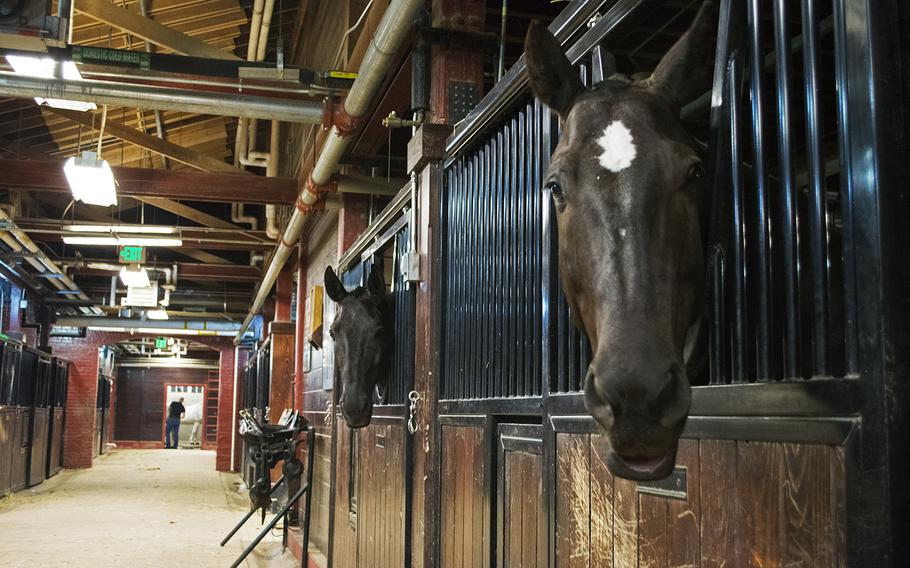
[321,97,364,137]
[295,174,338,213]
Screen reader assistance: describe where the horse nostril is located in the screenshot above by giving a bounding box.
[655,365,682,407]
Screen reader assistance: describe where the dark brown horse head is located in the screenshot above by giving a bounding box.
[525,3,715,480]
[324,264,391,428]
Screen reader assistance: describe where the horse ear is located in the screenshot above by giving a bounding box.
[366,263,385,297]
[324,266,347,302]
[642,1,716,111]
[524,20,585,118]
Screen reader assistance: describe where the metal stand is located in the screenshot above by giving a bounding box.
[220,474,285,547]
[220,410,315,568]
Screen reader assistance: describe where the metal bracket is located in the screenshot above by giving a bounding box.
[322,97,364,136]
[636,466,687,500]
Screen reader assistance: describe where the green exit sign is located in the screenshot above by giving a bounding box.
[155,337,167,350]
[118,245,145,264]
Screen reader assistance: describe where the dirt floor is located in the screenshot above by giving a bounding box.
[0,449,300,567]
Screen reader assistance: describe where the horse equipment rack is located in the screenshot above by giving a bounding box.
[221,409,315,568]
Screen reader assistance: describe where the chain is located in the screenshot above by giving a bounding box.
[324,399,333,427]
[407,390,421,435]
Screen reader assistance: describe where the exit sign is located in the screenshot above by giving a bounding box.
[118,245,145,264]
[155,337,167,350]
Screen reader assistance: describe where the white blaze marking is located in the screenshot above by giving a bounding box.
[596,120,637,172]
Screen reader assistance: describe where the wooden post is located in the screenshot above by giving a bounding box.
[408,122,453,568]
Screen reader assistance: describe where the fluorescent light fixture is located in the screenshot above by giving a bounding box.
[63,151,118,207]
[146,309,169,320]
[63,224,176,235]
[5,55,97,112]
[119,266,150,287]
[62,236,183,247]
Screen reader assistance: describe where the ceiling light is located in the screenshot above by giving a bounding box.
[63,151,118,207]
[146,309,169,320]
[62,236,183,247]
[63,224,177,234]
[119,266,150,288]
[5,55,97,112]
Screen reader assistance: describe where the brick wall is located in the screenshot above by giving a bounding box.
[48,332,240,472]
[214,345,236,472]
[50,332,109,469]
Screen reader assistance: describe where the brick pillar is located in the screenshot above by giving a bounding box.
[429,0,485,124]
[337,194,370,257]
[275,262,294,322]
[51,334,103,469]
[215,345,236,472]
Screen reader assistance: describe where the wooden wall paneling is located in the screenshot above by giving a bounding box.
[555,433,590,568]
[332,422,356,568]
[613,466,639,568]
[780,444,836,567]
[668,438,701,566]
[457,426,469,566]
[831,447,846,568]
[441,425,454,567]
[590,434,615,567]
[736,441,783,567]
[699,439,736,568]
[638,490,668,567]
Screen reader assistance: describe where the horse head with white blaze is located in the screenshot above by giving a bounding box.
[524,2,716,480]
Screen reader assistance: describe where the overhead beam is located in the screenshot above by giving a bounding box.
[69,262,261,282]
[0,135,50,160]
[0,159,296,204]
[135,197,240,230]
[70,206,234,264]
[75,0,241,61]
[47,108,248,175]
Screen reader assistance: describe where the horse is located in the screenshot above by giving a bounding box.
[524,1,715,480]
[324,264,392,428]
[183,402,203,447]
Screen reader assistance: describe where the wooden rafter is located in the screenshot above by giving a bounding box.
[75,0,241,61]
[47,109,247,175]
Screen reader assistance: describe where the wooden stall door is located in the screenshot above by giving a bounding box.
[498,424,546,568]
[330,418,409,568]
[552,434,846,567]
[440,421,489,568]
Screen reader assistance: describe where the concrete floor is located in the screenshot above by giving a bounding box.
[0,449,299,567]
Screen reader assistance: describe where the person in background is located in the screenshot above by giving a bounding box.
[165,397,186,449]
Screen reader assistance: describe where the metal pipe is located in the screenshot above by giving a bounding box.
[56,316,242,331]
[497,0,508,81]
[773,0,799,379]
[747,0,772,379]
[265,120,281,239]
[137,0,168,170]
[0,73,324,123]
[234,0,424,342]
[801,0,829,376]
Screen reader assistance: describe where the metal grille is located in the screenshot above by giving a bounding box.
[441,100,550,399]
[340,223,414,406]
[708,0,851,384]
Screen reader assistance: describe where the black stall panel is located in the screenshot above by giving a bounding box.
[46,359,67,478]
[0,339,12,496]
[11,347,36,492]
[27,355,52,487]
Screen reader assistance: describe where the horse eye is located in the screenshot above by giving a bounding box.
[545,181,564,200]
[687,164,705,184]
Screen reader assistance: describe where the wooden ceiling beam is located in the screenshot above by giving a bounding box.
[0,159,296,204]
[75,0,241,61]
[47,108,245,175]
[135,197,240,230]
